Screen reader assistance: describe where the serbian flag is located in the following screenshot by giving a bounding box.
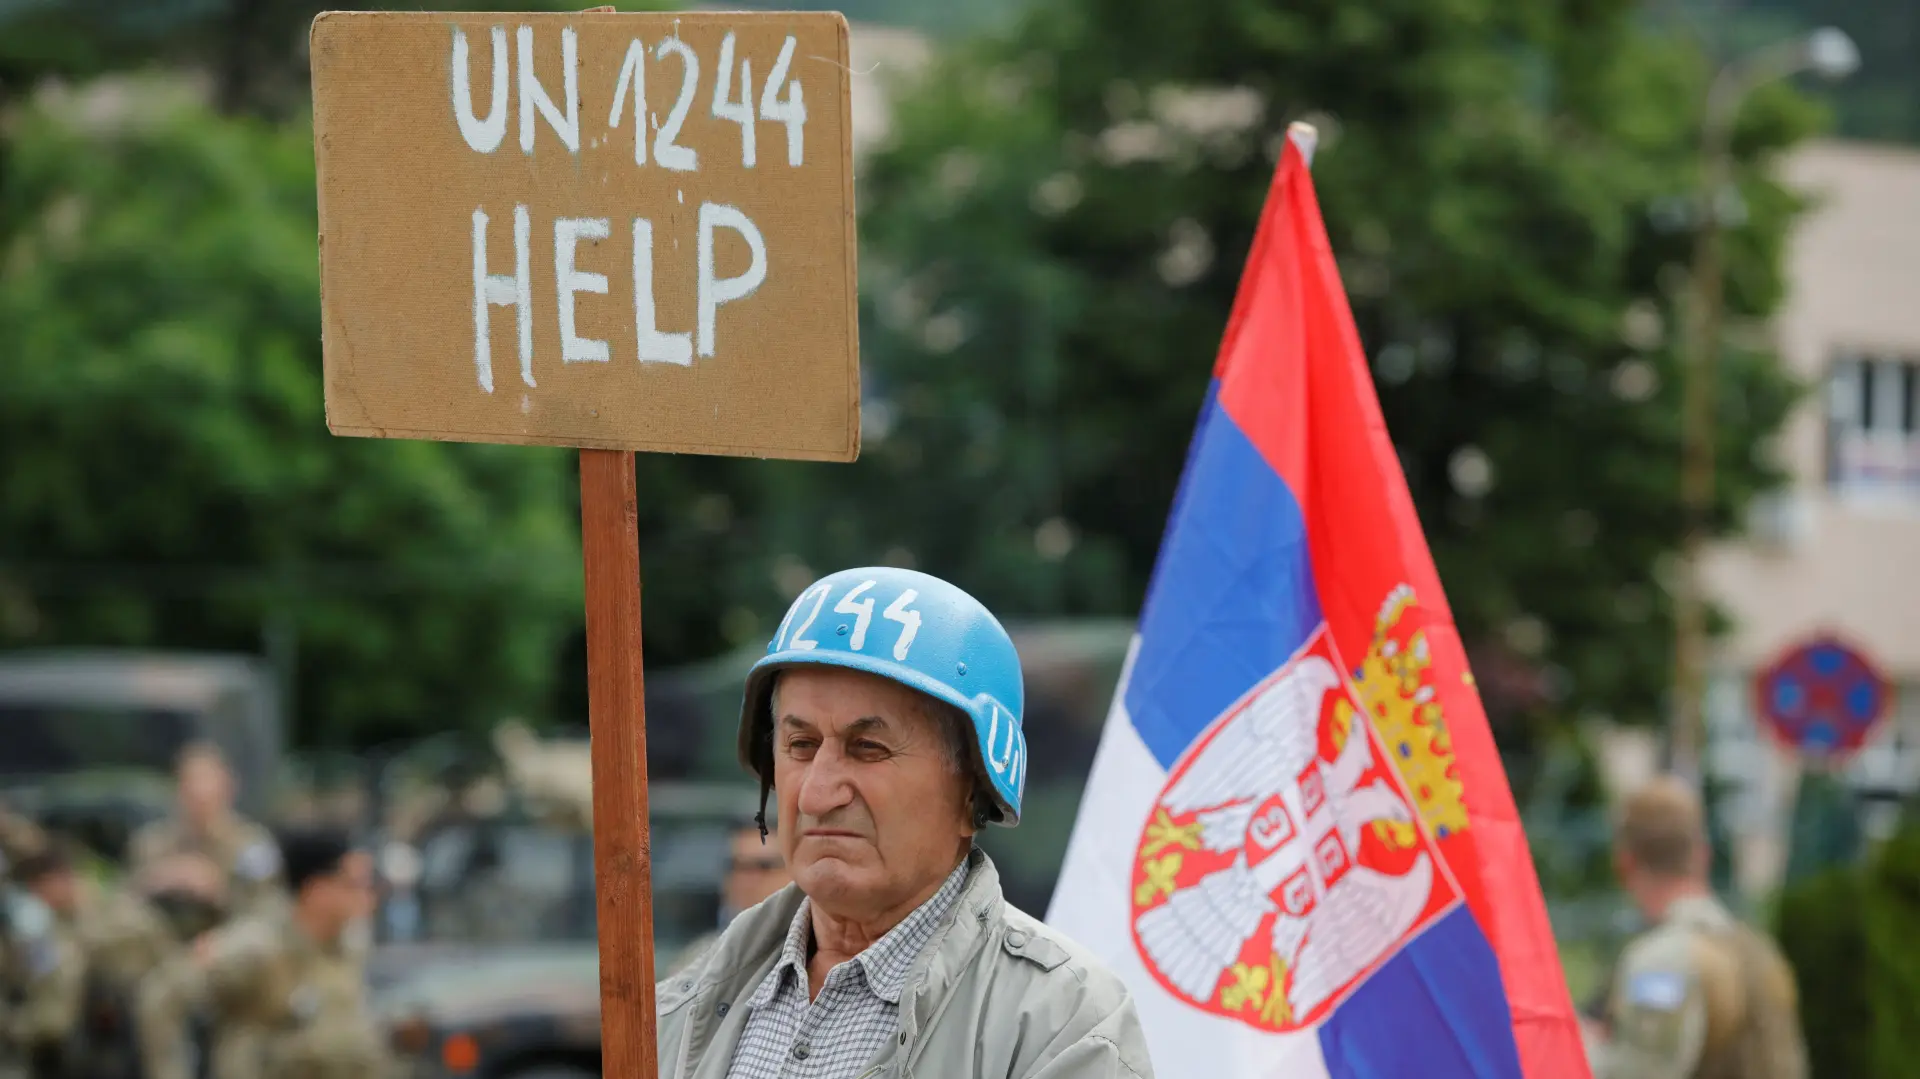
[1044,129,1589,1079]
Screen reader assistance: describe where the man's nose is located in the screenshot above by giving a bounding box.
[795,744,857,819]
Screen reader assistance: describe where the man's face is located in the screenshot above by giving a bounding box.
[305,850,377,940]
[771,667,974,921]
[32,869,77,914]
[724,826,789,915]
[177,755,234,829]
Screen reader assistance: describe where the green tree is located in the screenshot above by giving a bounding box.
[1775,813,1920,1077]
[0,84,580,747]
[0,0,678,120]
[1654,0,1920,146]
[772,0,1819,751]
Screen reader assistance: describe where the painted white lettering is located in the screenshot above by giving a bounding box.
[452,26,509,153]
[472,205,534,391]
[517,25,580,154]
[631,219,693,366]
[711,31,756,167]
[608,38,647,166]
[882,590,921,660]
[760,35,806,166]
[554,217,610,364]
[696,203,767,358]
[651,36,699,171]
[987,705,1014,773]
[785,583,832,651]
[832,580,878,651]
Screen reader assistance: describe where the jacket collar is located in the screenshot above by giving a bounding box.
[676,847,1005,1026]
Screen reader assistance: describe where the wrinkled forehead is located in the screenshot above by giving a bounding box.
[770,666,940,736]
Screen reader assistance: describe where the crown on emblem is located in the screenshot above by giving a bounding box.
[1351,585,1470,841]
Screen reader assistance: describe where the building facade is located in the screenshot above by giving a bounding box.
[1699,139,1920,893]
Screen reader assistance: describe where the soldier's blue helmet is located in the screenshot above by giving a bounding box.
[738,567,1028,829]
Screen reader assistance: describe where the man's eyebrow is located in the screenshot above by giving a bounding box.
[844,716,893,737]
[776,714,897,736]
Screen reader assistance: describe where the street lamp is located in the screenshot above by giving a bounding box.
[1670,27,1860,789]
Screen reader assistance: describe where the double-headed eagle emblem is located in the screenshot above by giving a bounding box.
[1129,591,1465,1031]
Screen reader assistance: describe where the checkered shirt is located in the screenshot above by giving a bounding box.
[725,858,970,1079]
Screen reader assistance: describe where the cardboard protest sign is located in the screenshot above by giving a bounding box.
[312,11,859,461]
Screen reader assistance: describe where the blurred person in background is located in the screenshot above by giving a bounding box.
[72,851,229,1079]
[1588,775,1807,1079]
[664,813,790,978]
[4,843,86,1079]
[129,743,282,917]
[657,567,1151,1079]
[137,826,391,1079]
[0,802,46,874]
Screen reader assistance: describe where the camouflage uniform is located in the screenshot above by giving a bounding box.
[75,888,197,1079]
[1592,894,1807,1079]
[137,905,393,1079]
[0,810,44,871]
[1,890,85,1079]
[128,816,283,916]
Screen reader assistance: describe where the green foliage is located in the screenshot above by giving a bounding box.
[781,0,1818,735]
[0,83,580,747]
[0,0,679,118]
[720,0,1024,37]
[1653,0,1920,146]
[1775,814,1920,1078]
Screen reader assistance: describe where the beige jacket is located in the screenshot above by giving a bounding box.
[1591,895,1806,1079]
[657,849,1153,1079]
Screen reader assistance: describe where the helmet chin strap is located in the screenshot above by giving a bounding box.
[755,771,772,843]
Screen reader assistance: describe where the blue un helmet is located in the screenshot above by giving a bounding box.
[738,567,1028,831]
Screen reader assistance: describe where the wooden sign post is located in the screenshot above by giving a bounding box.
[309,9,858,1074]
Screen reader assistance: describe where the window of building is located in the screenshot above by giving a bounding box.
[1827,352,1920,500]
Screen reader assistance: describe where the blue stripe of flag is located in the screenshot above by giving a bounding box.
[1125,383,1324,771]
[1318,906,1524,1079]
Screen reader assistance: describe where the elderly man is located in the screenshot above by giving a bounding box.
[1588,776,1806,1079]
[657,567,1152,1079]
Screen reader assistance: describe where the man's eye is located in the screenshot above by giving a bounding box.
[784,739,818,756]
[852,740,889,757]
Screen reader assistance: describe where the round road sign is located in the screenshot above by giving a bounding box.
[1753,634,1892,763]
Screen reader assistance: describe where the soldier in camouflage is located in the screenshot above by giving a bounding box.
[73,851,230,1079]
[0,803,45,875]
[128,743,283,917]
[1589,776,1807,1079]
[136,826,393,1079]
[3,844,87,1079]
[665,813,789,978]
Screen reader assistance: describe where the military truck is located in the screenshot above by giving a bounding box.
[367,727,759,1079]
[0,650,283,865]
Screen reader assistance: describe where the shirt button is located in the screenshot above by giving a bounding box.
[716,1002,730,1017]
[792,1044,811,1060]
[1006,930,1029,948]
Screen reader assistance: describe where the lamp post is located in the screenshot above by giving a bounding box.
[1670,27,1860,788]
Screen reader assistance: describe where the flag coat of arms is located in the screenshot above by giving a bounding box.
[1044,133,1590,1079]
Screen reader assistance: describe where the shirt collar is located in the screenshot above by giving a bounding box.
[746,892,817,1009]
[855,858,969,1004]
[745,856,972,1009]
